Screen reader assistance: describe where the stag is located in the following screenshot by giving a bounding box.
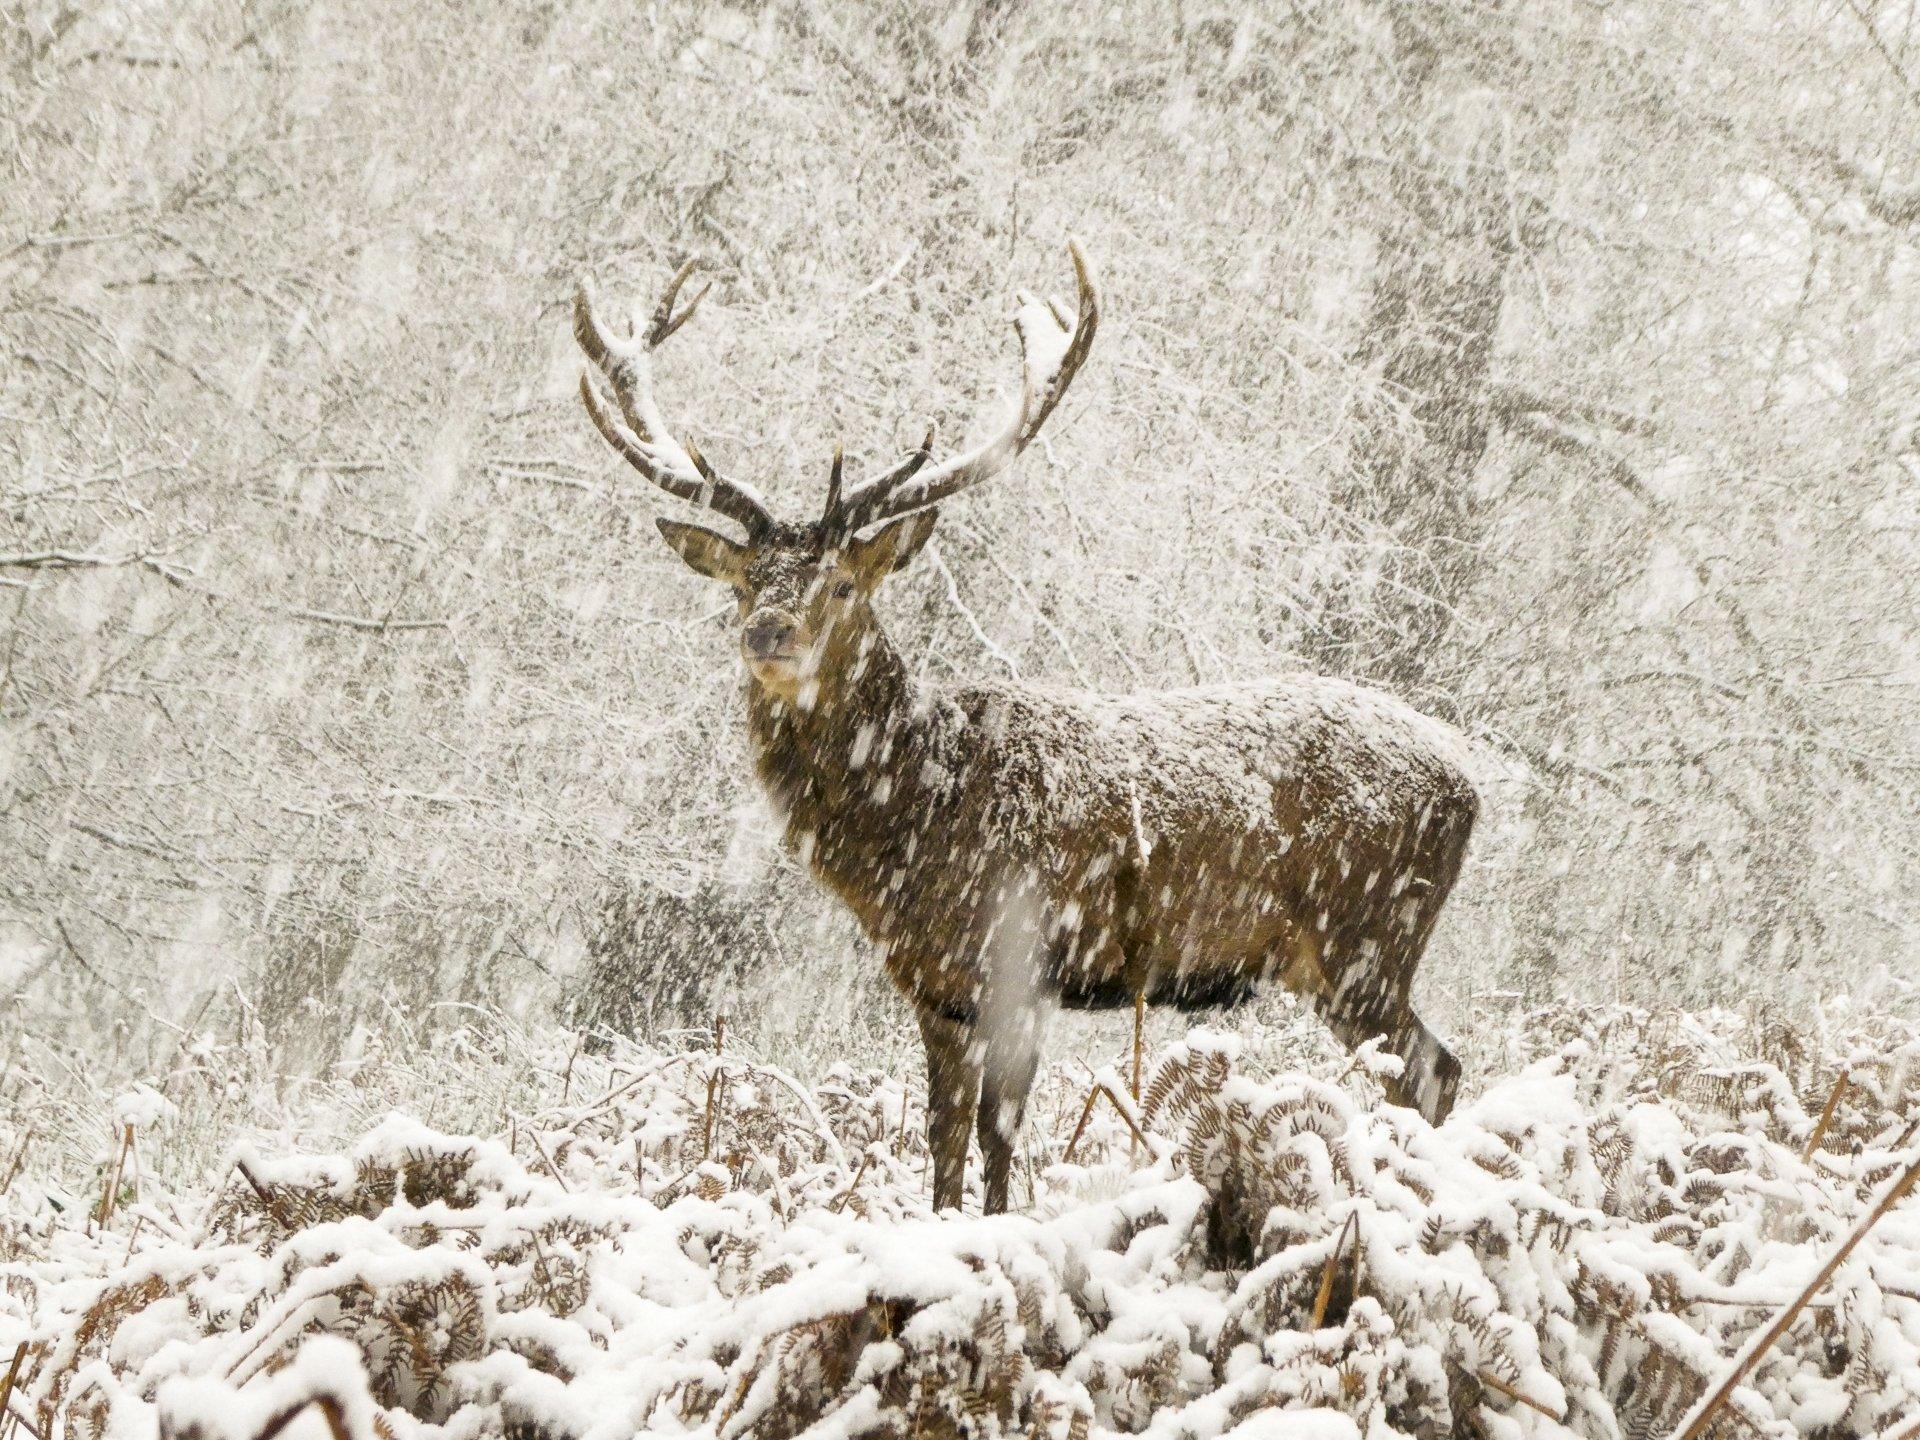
[574,245,1479,1214]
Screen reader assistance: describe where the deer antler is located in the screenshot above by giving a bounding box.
[824,240,1099,538]
[575,262,775,537]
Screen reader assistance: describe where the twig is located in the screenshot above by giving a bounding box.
[1,1131,29,1193]
[224,1282,372,1384]
[828,1153,875,1214]
[1802,1072,1850,1161]
[1131,995,1145,1103]
[702,1014,727,1160]
[235,1158,292,1230]
[0,1345,26,1440]
[1671,1149,1920,1440]
[520,1126,572,1193]
[1310,1212,1360,1329]
[1478,1368,1567,1424]
[94,1123,133,1229]
[1131,994,1146,1161]
[282,607,447,632]
[1061,1081,1152,1163]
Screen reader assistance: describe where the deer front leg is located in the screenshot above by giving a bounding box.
[1315,943,1460,1126]
[975,1003,1046,1215]
[916,1005,980,1213]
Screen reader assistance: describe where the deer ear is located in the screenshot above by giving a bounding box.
[851,508,938,584]
[657,518,748,584]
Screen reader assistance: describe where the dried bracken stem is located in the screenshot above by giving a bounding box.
[521,1126,571,1193]
[1060,1081,1151,1164]
[1310,1213,1359,1329]
[1,1131,30,1194]
[1672,1149,1920,1440]
[828,1152,874,1213]
[235,1158,291,1230]
[94,1123,133,1229]
[1131,995,1145,1103]
[1131,994,1146,1161]
[1477,1367,1567,1424]
[702,1014,727,1161]
[0,1344,26,1440]
[224,1281,373,1385]
[1802,1072,1850,1160]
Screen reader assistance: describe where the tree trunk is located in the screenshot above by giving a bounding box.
[1317,13,1519,704]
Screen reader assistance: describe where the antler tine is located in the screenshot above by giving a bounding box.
[574,269,773,536]
[648,260,711,347]
[824,447,846,522]
[882,426,938,489]
[827,240,1098,536]
[819,428,934,535]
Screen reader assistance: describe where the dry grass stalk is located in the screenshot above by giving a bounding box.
[1310,1213,1360,1329]
[93,1124,133,1229]
[1,1131,30,1194]
[1801,1072,1850,1161]
[1132,995,1146,1162]
[1060,1081,1151,1164]
[702,1014,727,1161]
[1132,995,1145,1103]
[1672,1149,1920,1440]
[4,1398,43,1440]
[1477,1367,1567,1424]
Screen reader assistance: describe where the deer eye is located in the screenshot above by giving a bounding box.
[831,577,855,599]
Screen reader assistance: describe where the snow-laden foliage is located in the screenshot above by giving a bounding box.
[4,1005,1916,1440]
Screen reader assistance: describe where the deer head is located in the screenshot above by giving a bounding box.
[573,245,1099,708]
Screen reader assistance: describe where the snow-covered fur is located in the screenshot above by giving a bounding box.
[746,549,1477,1213]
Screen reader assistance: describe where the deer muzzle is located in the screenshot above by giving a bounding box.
[742,608,805,686]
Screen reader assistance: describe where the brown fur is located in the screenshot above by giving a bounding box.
[681,520,1478,1214]
[578,254,1476,1214]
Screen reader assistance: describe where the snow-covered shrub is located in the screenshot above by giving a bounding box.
[2,1006,1916,1439]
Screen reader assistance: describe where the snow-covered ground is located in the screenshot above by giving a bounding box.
[3,1001,1918,1440]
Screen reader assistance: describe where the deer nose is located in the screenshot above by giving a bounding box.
[743,610,799,660]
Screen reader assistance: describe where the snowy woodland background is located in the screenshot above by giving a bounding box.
[9,5,1920,1439]
[5,0,1920,1078]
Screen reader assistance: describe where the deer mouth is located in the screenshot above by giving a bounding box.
[743,639,814,696]
[745,652,802,684]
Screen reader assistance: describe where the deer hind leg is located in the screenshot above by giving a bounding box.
[975,1004,1046,1215]
[916,1004,981,1213]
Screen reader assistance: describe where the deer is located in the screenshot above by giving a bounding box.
[572,244,1480,1215]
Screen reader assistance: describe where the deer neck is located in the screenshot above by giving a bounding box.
[745,619,925,821]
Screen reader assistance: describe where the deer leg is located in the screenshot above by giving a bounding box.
[975,1005,1045,1215]
[1317,943,1459,1126]
[1395,1009,1461,1123]
[916,1005,980,1213]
